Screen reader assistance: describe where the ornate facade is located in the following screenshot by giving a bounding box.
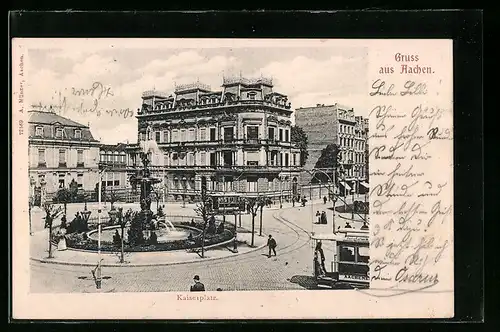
[127,76,302,201]
[28,110,100,204]
[99,143,129,190]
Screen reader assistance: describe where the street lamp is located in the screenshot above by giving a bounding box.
[29,176,36,236]
[162,168,166,207]
[96,163,110,289]
[319,179,322,200]
[182,177,187,208]
[279,178,283,209]
[233,206,238,252]
[40,178,47,207]
[258,195,265,236]
[318,169,338,233]
[342,159,354,217]
[351,178,358,220]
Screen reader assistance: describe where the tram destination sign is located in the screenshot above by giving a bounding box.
[340,273,369,282]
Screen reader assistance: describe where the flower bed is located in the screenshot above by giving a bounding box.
[65,221,235,252]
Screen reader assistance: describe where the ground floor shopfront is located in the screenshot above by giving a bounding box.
[163,170,302,203]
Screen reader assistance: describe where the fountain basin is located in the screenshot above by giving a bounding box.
[65,216,235,253]
[87,224,201,244]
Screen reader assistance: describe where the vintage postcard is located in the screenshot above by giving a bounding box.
[12,38,454,320]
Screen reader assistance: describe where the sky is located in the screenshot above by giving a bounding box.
[26,40,369,144]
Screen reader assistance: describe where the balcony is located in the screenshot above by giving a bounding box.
[157,138,296,149]
[244,138,260,145]
[58,162,67,168]
[212,164,302,173]
[137,164,303,173]
[77,162,85,168]
[37,162,46,168]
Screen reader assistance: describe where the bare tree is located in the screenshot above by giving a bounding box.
[194,197,213,258]
[55,188,71,217]
[245,197,260,247]
[42,203,63,258]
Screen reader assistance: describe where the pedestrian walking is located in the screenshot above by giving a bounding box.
[267,234,277,257]
[190,275,205,292]
[323,196,327,204]
[321,211,328,224]
[315,242,327,274]
[315,211,321,224]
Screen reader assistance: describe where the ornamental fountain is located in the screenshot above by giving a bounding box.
[80,125,224,251]
[127,126,164,245]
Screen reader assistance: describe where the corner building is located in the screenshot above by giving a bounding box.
[28,110,100,203]
[128,76,302,202]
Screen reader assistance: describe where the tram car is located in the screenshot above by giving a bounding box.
[311,228,370,289]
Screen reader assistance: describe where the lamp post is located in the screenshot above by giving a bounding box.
[258,195,264,236]
[318,169,338,233]
[97,169,103,289]
[319,179,322,200]
[352,181,355,220]
[40,178,46,207]
[182,177,187,208]
[96,164,109,289]
[233,209,238,252]
[342,160,354,217]
[279,178,283,209]
[162,167,166,207]
[29,176,35,236]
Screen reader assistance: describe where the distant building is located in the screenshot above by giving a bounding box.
[128,76,302,202]
[99,143,129,190]
[294,103,369,193]
[28,110,100,204]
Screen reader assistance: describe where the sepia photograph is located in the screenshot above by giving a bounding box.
[12,37,455,320]
[26,44,371,293]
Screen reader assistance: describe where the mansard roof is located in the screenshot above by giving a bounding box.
[29,110,88,128]
[28,110,99,142]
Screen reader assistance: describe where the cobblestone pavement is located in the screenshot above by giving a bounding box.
[30,199,361,293]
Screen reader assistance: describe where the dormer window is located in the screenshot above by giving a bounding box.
[56,128,64,138]
[248,92,256,100]
[35,126,43,136]
[74,129,82,139]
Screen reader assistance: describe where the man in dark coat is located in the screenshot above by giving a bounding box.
[321,211,328,224]
[190,275,205,292]
[267,234,277,257]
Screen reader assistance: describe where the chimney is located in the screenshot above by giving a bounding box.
[316,104,321,107]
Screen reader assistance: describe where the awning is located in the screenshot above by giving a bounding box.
[340,181,352,190]
[360,182,369,189]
